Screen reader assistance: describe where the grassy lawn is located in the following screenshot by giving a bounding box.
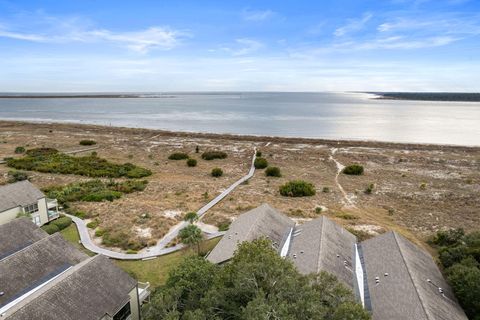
[114,238,220,289]
[59,224,221,289]
[60,224,96,256]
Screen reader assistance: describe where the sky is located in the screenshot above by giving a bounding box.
[0,0,479,92]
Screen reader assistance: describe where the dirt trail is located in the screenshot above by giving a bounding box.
[329,147,357,209]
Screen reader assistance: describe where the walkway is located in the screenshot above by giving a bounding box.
[67,147,257,260]
[329,147,357,208]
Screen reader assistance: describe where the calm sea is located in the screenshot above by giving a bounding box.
[0,92,479,146]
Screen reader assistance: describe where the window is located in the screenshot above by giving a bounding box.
[113,302,131,320]
[23,203,38,214]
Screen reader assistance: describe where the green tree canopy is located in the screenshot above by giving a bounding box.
[144,238,370,320]
[179,225,203,253]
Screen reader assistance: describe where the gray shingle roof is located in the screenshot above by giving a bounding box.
[0,180,45,212]
[0,218,48,260]
[360,231,468,320]
[287,216,357,288]
[0,233,88,309]
[6,255,137,320]
[207,204,295,264]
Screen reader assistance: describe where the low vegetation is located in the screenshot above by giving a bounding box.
[7,148,151,178]
[364,183,375,194]
[186,158,197,167]
[254,157,268,169]
[79,139,96,146]
[7,170,28,183]
[279,180,316,197]
[342,164,364,175]
[211,167,223,177]
[184,212,198,223]
[143,239,370,320]
[44,179,148,204]
[202,151,227,160]
[41,216,72,235]
[265,166,281,177]
[14,146,26,154]
[256,150,262,157]
[168,152,189,160]
[430,228,480,319]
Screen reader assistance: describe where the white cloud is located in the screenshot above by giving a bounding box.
[242,9,275,21]
[334,13,373,37]
[223,38,263,56]
[0,14,186,53]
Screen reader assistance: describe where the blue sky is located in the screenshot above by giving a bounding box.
[0,0,479,92]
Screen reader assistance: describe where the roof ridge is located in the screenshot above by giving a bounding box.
[316,216,326,273]
[4,256,98,318]
[0,233,61,262]
[392,232,432,320]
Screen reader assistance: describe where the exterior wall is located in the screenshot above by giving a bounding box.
[37,198,49,226]
[0,207,22,225]
[129,286,140,320]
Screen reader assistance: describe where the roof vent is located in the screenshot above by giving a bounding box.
[384,273,389,277]
[336,254,340,258]
[300,250,304,254]
[228,235,232,239]
[0,291,4,296]
[427,279,431,283]
[438,288,443,294]
[293,254,297,259]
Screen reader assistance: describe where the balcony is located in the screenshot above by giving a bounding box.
[138,282,151,304]
[47,198,58,210]
[47,210,60,221]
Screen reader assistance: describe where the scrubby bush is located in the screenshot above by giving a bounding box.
[342,164,364,175]
[169,152,189,160]
[87,220,99,229]
[7,170,28,183]
[195,146,200,153]
[265,166,281,177]
[217,220,231,231]
[202,151,227,160]
[41,224,60,235]
[95,228,105,237]
[14,146,25,154]
[430,228,465,247]
[44,179,148,204]
[279,180,316,197]
[256,150,262,157]
[322,187,330,193]
[186,158,197,167]
[315,207,323,214]
[79,140,96,146]
[364,183,375,194]
[254,157,268,169]
[211,168,223,177]
[51,216,72,230]
[184,212,198,223]
[8,148,151,178]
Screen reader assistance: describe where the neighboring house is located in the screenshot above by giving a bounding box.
[0,180,59,226]
[0,218,150,320]
[207,204,468,320]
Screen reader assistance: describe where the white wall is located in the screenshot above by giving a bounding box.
[0,207,22,225]
[37,197,49,226]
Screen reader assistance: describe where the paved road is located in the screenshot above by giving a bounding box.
[67,147,257,260]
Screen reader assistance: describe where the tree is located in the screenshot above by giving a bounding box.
[179,225,203,254]
[143,238,370,320]
[446,257,480,319]
[184,212,199,223]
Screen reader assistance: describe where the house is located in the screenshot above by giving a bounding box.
[356,231,468,320]
[0,218,150,320]
[0,180,59,226]
[207,204,468,319]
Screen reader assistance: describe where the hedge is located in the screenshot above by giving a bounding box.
[51,216,72,230]
[41,224,60,235]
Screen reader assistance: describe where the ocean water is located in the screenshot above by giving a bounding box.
[0,92,479,146]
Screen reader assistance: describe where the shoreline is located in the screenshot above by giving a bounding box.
[1,119,479,151]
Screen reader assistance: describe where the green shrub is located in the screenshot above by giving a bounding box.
[342,164,364,175]
[73,211,87,219]
[202,151,227,160]
[79,140,96,146]
[8,148,151,178]
[126,249,138,254]
[87,220,99,229]
[211,168,223,177]
[364,183,375,194]
[430,228,465,247]
[95,228,106,237]
[254,157,268,169]
[51,216,72,230]
[44,179,148,204]
[7,170,28,183]
[169,152,189,160]
[315,207,323,214]
[187,158,197,167]
[279,180,316,197]
[217,221,231,231]
[256,150,262,157]
[265,166,281,177]
[195,146,200,153]
[41,224,60,234]
[322,187,330,193]
[14,146,25,154]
